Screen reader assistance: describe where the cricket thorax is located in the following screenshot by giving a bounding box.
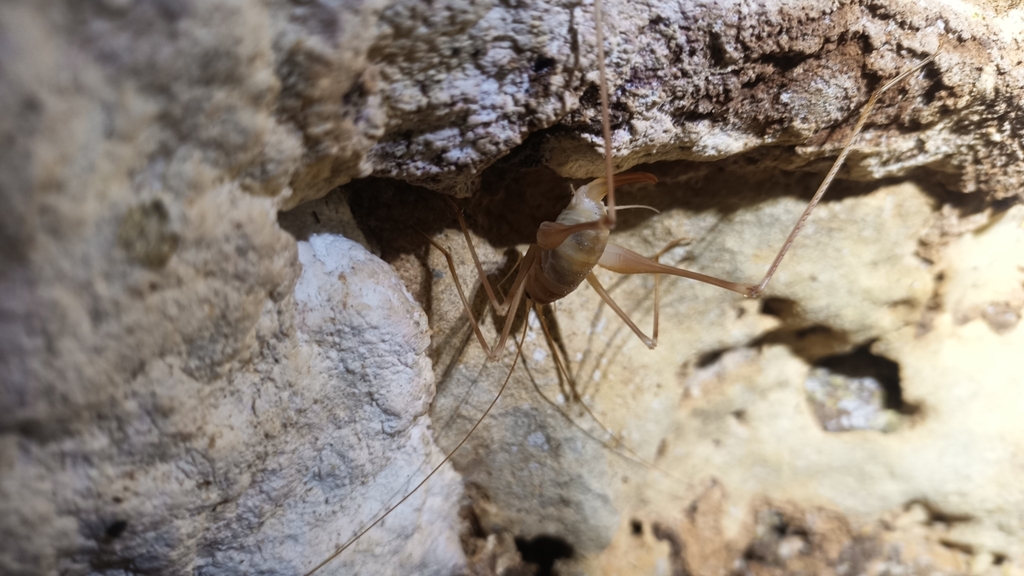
[526,190,610,305]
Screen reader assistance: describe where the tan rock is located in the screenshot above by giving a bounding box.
[3,0,1024,574]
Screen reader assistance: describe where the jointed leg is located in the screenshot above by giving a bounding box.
[599,242,756,297]
[525,302,682,481]
[424,229,538,361]
[441,196,518,315]
[533,302,580,402]
[594,57,935,300]
[650,237,692,345]
[586,271,658,350]
[747,55,935,296]
[582,238,693,350]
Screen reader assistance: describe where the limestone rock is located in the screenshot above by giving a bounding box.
[3,0,1024,575]
[0,1,465,571]
[422,172,1021,576]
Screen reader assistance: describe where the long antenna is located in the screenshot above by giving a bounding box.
[594,0,617,230]
[748,54,935,297]
[301,321,529,576]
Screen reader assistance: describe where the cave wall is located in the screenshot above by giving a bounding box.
[1,0,1023,575]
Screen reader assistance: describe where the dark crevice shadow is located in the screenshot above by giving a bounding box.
[278,189,364,242]
[344,177,457,262]
[914,500,975,525]
[815,345,918,416]
[278,143,973,369]
[282,115,976,291]
[753,297,855,362]
[301,142,972,330]
[514,534,574,576]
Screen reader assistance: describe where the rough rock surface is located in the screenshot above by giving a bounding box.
[1,2,466,574]
[2,0,1024,576]
[411,173,1023,576]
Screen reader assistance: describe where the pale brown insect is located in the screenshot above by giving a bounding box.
[302,3,936,573]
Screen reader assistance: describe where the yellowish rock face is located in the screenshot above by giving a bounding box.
[424,176,1024,575]
[7,0,1024,573]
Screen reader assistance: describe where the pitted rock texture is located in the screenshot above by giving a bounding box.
[2,2,467,572]
[3,0,1024,575]
[406,167,1024,576]
[278,0,1024,201]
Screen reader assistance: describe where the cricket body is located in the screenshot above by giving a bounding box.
[531,172,752,309]
[529,178,614,305]
[302,8,937,576]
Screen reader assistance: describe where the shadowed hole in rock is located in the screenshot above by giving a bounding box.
[760,297,797,320]
[908,499,974,526]
[533,55,556,73]
[515,535,574,576]
[695,348,725,368]
[806,345,921,432]
[939,539,975,555]
[744,509,810,565]
[817,346,912,412]
[757,51,814,75]
[630,519,643,536]
[652,522,690,576]
[754,296,854,361]
[104,520,127,540]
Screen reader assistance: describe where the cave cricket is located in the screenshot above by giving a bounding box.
[303,2,936,574]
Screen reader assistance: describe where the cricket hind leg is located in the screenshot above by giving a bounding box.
[533,303,581,403]
[592,57,936,301]
[519,302,691,491]
[597,46,933,301]
[743,54,937,297]
[586,235,722,352]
